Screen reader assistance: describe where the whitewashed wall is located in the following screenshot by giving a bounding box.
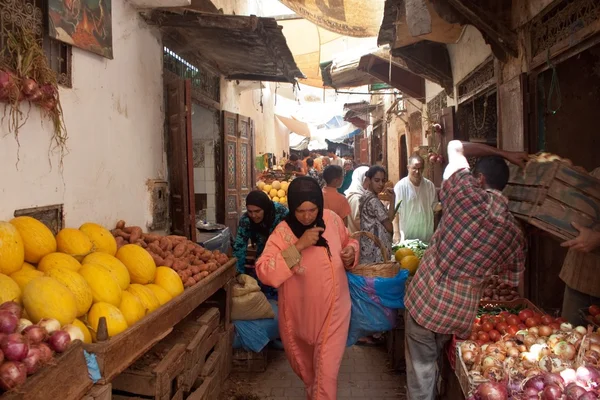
[0,0,165,229]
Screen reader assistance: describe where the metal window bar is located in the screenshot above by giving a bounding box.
[163,46,220,102]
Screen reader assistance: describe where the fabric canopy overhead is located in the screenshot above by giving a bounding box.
[279,0,386,37]
[279,18,376,88]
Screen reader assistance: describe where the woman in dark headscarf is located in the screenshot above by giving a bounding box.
[255,177,360,400]
[232,190,288,276]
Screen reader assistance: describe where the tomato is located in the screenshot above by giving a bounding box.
[507,325,519,336]
[589,305,600,317]
[488,330,501,342]
[541,315,554,325]
[493,316,505,324]
[495,322,508,334]
[478,332,490,342]
[472,323,482,333]
[499,311,511,318]
[595,314,600,323]
[481,322,494,333]
[518,309,534,322]
[506,315,520,326]
[532,315,543,325]
[518,323,527,330]
[475,340,487,347]
[525,317,538,328]
[554,317,567,324]
[469,333,478,341]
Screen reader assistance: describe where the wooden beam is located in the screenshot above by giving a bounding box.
[405,0,432,37]
[445,0,517,60]
[147,11,259,31]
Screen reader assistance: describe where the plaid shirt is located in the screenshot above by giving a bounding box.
[405,169,526,338]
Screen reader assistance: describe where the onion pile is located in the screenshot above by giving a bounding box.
[0,301,78,392]
[480,276,520,302]
[585,305,600,328]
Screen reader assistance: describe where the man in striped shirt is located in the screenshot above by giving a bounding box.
[404,140,528,400]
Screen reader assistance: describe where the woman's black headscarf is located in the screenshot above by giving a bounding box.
[246,191,276,237]
[285,177,331,256]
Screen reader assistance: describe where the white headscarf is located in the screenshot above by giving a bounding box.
[345,166,369,197]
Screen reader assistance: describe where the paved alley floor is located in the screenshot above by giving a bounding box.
[220,346,407,400]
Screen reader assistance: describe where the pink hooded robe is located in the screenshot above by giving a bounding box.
[256,210,359,400]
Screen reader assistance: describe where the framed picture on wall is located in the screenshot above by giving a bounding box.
[48,0,113,59]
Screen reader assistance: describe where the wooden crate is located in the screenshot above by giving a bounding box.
[1,341,92,400]
[504,162,600,242]
[232,348,268,372]
[187,326,234,400]
[82,384,112,400]
[84,259,236,383]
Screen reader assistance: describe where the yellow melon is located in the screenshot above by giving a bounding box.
[400,255,420,276]
[38,252,82,273]
[79,223,117,256]
[272,196,280,203]
[9,217,56,264]
[10,267,44,291]
[0,221,25,275]
[0,273,22,304]
[269,189,278,198]
[116,245,156,284]
[22,276,77,325]
[280,181,289,192]
[87,302,128,340]
[45,267,93,317]
[277,189,286,198]
[56,228,94,261]
[72,318,92,344]
[272,180,282,190]
[263,184,272,194]
[19,262,36,272]
[146,284,172,306]
[83,252,130,290]
[78,264,122,307]
[256,181,266,190]
[394,248,414,263]
[119,291,146,326]
[154,267,184,298]
[127,284,160,313]
[279,196,287,204]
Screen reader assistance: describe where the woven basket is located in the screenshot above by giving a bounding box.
[350,231,400,278]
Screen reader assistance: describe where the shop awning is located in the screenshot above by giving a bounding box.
[144,11,305,83]
[322,50,425,100]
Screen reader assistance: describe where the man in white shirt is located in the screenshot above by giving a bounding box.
[394,155,439,243]
[328,150,344,168]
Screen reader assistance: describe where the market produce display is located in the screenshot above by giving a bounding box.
[0,218,232,350]
[256,179,290,206]
[480,276,520,302]
[110,220,231,288]
[0,301,78,392]
[460,307,600,399]
[583,305,600,328]
[393,239,428,260]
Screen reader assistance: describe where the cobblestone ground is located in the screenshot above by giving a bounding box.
[220,346,407,400]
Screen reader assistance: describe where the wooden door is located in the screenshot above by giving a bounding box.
[222,111,255,237]
[498,74,528,152]
[166,79,196,241]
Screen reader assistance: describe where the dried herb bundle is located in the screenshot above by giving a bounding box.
[0,25,68,167]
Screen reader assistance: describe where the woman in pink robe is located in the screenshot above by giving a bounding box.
[256,177,359,400]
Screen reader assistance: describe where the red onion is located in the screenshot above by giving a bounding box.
[22,346,42,375]
[22,325,47,344]
[21,78,37,96]
[39,84,57,99]
[1,333,29,361]
[0,70,10,91]
[48,330,70,353]
[561,368,578,385]
[576,366,600,387]
[62,324,84,343]
[0,361,27,390]
[476,382,508,400]
[565,383,587,400]
[544,372,565,387]
[38,318,60,334]
[0,348,3,364]
[0,301,23,318]
[542,384,563,400]
[35,343,54,363]
[578,393,598,400]
[523,387,541,397]
[0,310,18,334]
[17,318,33,333]
[524,375,546,391]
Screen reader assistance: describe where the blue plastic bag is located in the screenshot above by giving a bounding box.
[84,350,101,383]
[233,300,280,352]
[346,269,409,346]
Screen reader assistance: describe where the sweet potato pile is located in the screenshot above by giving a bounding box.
[111,220,230,287]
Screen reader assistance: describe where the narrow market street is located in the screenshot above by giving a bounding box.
[221,347,406,400]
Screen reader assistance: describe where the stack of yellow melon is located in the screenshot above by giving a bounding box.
[0,218,185,342]
[256,180,290,206]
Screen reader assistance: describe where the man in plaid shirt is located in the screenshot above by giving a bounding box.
[404,140,528,400]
